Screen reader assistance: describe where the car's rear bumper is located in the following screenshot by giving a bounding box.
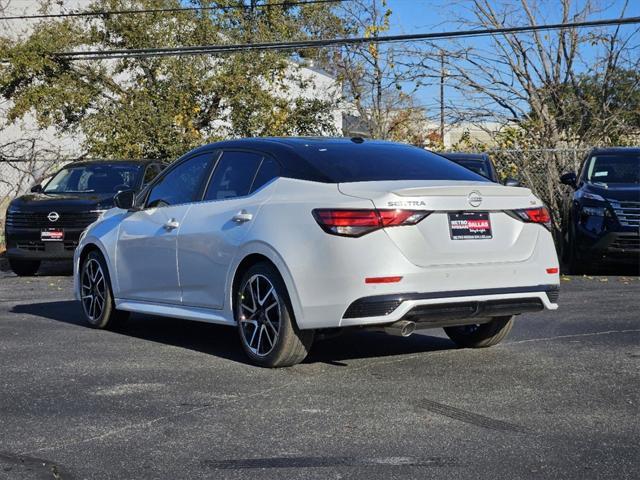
[340,284,558,327]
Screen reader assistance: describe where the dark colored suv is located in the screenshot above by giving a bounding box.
[559,147,640,273]
[4,159,165,276]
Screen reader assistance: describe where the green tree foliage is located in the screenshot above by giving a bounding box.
[533,68,640,146]
[0,0,344,159]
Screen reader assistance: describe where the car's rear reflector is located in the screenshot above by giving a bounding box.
[312,209,431,237]
[365,276,403,284]
[546,267,559,274]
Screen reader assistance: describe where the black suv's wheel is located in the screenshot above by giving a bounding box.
[444,316,514,348]
[235,262,314,367]
[8,258,40,276]
[80,251,128,329]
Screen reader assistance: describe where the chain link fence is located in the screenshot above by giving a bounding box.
[489,148,588,232]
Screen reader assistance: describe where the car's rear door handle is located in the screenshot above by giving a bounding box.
[163,218,180,231]
[232,210,253,223]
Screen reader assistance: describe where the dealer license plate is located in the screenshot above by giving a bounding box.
[448,212,492,240]
[41,228,64,241]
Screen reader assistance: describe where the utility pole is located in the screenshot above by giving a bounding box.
[439,50,445,145]
[246,0,258,43]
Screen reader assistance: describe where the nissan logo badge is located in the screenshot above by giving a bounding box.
[48,211,60,222]
[467,191,482,207]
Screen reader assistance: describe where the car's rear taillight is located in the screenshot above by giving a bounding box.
[312,209,431,237]
[513,207,552,230]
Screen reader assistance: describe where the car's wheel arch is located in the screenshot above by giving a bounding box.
[77,240,118,296]
[228,244,305,329]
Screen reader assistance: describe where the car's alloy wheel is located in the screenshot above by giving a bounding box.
[238,274,281,357]
[81,257,107,323]
[235,262,314,367]
[79,251,128,329]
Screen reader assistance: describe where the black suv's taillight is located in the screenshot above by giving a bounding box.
[312,209,431,237]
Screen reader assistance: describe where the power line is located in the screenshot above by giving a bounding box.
[0,0,348,21]
[54,15,640,60]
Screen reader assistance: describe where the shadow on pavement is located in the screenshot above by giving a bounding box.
[0,258,73,276]
[307,330,455,366]
[11,300,457,366]
[560,259,639,276]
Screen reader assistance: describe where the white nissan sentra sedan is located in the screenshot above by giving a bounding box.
[74,137,559,367]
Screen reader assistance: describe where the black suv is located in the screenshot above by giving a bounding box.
[4,159,165,276]
[559,147,640,273]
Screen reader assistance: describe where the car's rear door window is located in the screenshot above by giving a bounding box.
[250,157,280,193]
[204,151,263,201]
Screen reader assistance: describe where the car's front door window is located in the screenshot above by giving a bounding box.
[147,154,212,208]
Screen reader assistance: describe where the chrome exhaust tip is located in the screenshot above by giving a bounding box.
[384,320,416,337]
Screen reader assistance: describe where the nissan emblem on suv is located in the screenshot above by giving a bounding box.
[467,191,482,207]
[48,211,60,222]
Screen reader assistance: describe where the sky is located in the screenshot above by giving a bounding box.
[380,0,640,118]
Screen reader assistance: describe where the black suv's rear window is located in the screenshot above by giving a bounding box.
[299,143,490,183]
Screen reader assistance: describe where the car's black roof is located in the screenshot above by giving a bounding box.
[187,136,408,157]
[62,159,160,168]
[184,137,439,182]
[589,147,640,155]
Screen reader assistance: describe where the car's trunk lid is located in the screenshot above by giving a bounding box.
[339,180,543,267]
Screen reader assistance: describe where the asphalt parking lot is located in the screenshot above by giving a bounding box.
[0,262,639,480]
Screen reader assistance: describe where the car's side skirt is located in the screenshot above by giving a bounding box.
[115,299,235,326]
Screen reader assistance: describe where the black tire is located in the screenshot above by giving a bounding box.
[80,251,129,329]
[235,261,314,367]
[8,258,40,276]
[444,316,514,348]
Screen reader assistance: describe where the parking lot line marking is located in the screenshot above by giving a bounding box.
[506,329,640,345]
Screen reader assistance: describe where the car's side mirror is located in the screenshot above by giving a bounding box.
[30,184,42,193]
[560,172,577,188]
[114,189,137,210]
[504,177,520,187]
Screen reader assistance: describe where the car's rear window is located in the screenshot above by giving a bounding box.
[299,143,490,183]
